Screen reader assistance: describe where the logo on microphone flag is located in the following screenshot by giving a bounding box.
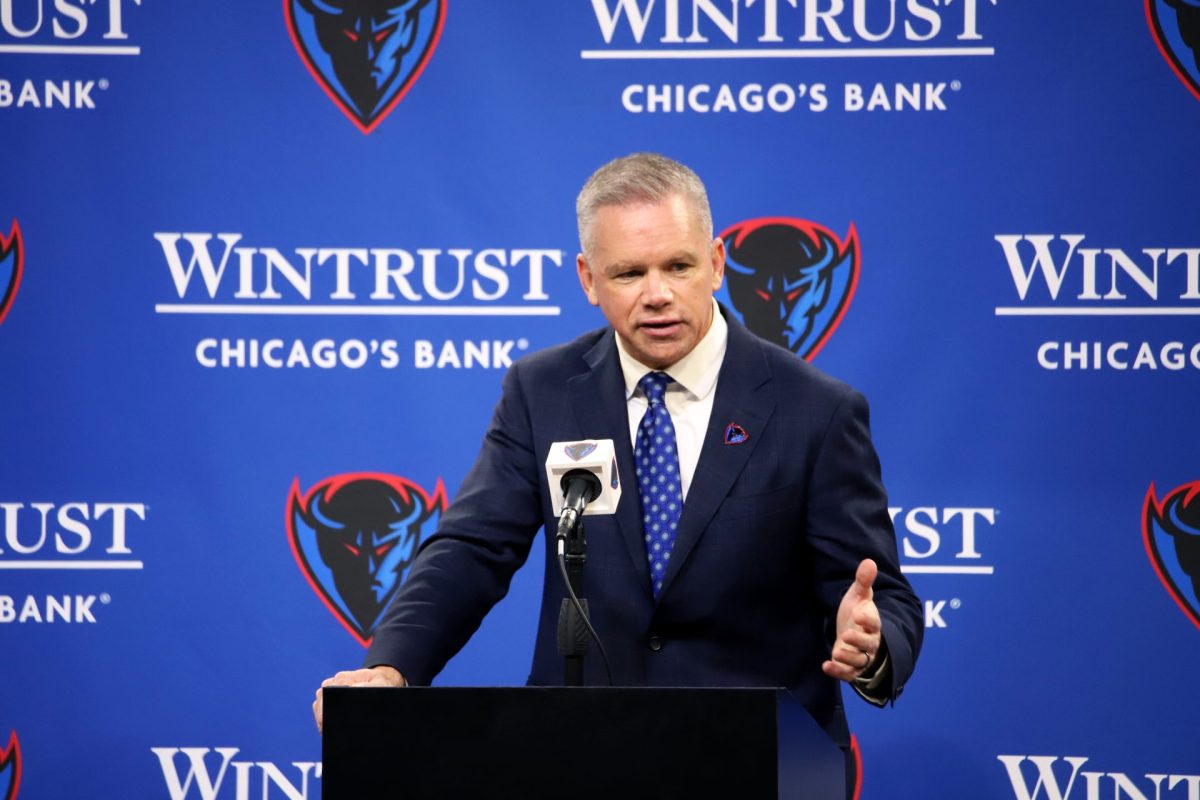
[565,442,598,461]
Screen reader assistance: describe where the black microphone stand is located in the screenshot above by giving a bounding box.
[553,470,613,687]
[557,511,589,686]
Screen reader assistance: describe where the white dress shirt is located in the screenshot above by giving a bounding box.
[614,299,728,500]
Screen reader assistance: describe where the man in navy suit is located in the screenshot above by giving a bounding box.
[314,153,921,763]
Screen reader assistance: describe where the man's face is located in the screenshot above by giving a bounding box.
[577,194,725,370]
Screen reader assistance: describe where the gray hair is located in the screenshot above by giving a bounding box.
[576,153,713,257]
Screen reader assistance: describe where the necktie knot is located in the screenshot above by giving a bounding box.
[638,371,671,406]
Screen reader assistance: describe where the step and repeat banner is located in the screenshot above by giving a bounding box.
[2,1,1198,798]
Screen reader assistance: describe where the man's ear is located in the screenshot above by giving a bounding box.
[577,253,600,306]
[710,236,726,291]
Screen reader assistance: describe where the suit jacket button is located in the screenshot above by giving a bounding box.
[647,636,663,652]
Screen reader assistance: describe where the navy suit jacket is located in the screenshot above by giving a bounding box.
[366,309,922,746]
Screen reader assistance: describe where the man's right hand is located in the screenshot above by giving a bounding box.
[312,665,405,733]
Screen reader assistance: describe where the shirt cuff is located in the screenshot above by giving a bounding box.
[851,652,891,708]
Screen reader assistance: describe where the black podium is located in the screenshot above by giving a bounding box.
[323,687,845,799]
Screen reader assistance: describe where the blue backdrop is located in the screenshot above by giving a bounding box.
[2,1,1198,797]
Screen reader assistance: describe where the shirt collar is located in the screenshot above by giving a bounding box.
[615,298,728,401]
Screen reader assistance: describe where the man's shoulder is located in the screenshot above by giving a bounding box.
[510,324,612,379]
[728,316,859,403]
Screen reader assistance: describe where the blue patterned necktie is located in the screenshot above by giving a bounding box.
[634,371,683,598]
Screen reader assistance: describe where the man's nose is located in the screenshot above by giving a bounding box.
[642,269,672,306]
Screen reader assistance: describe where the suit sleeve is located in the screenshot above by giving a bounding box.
[804,388,923,705]
[364,361,545,685]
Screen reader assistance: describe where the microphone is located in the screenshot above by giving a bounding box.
[557,470,602,540]
[544,440,619,686]
[544,439,622,533]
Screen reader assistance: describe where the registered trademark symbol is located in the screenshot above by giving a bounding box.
[950,598,962,610]
[99,79,110,91]
[100,594,112,604]
[950,80,962,92]
[517,338,530,350]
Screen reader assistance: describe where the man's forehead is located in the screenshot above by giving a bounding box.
[593,193,693,223]
[591,196,705,249]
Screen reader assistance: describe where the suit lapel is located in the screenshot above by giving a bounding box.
[658,317,776,599]
[567,332,652,590]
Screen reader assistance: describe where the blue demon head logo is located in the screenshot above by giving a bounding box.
[0,731,20,800]
[1144,480,1200,630]
[1148,0,1200,102]
[288,473,447,646]
[285,0,444,133]
[719,218,859,361]
[0,220,23,328]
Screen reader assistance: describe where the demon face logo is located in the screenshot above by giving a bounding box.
[1147,0,1200,102]
[285,0,445,134]
[1144,479,1200,629]
[288,472,447,646]
[719,218,859,361]
[0,731,20,800]
[0,221,23,328]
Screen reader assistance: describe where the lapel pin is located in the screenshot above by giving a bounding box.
[724,423,749,445]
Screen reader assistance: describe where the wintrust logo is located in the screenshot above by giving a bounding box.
[152,748,320,800]
[0,0,141,47]
[995,235,1200,307]
[994,234,1200,371]
[997,754,1200,800]
[0,500,149,625]
[0,0,144,110]
[583,0,1001,114]
[891,505,999,630]
[587,0,1000,48]
[153,233,564,308]
[0,501,147,569]
[152,231,565,370]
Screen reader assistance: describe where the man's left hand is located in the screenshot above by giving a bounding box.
[822,558,882,683]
